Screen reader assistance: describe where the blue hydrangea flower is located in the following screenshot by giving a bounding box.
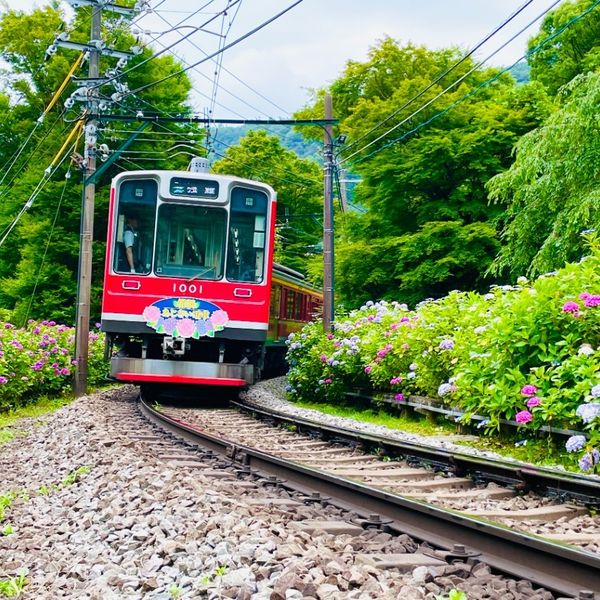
[576,403,600,424]
[565,435,587,453]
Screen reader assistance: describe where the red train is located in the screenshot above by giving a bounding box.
[100,166,322,393]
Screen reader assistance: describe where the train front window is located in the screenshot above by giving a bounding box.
[226,187,269,283]
[154,204,227,280]
[113,179,157,275]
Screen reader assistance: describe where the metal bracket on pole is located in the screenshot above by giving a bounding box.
[85,122,149,185]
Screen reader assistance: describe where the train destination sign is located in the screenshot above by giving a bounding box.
[170,177,220,199]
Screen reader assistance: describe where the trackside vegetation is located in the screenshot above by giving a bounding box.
[0,320,107,412]
[286,236,600,473]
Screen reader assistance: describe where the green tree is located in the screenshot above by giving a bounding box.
[528,0,600,96]
[487,72,600,278]
[212,129,323,274]
[296,38,549,307]
[0,4,201,323]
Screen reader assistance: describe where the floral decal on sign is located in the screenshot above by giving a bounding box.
[142,298,229,338]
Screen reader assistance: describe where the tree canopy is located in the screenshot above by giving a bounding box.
[488,72,600,278]
[0,4,200,323]
[295,37,549,307]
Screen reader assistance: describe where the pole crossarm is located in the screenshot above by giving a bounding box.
[56,40,135,60]
[87,114,338,126]
[64,0,136,16]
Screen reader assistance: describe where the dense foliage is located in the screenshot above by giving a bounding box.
[295,38,551,307]
[488,72,600,278]
[527,0,600,96]
[0,319,107,411]
[0,4,201,324]
[287,238,600,473]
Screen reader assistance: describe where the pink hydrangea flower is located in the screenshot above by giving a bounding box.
[526,396,541,408]
[521,385,537,397]
[394,393,405,402]
[516,410,533,424]
[562,301,580,314]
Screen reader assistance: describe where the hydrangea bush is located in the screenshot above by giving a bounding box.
[0,320,108,411]
[287,239,600,473]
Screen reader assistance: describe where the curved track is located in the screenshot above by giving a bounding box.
[140,398,600,597]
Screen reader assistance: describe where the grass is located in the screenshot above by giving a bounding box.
[291,398,577,470]
[292,399,457,436]
[0,395,74,446]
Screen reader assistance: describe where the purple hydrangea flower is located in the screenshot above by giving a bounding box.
[590,384,600,398]
[437,383,455,396]
[394,393,405,402]
[565,435,587,453]
[515,410,533,424]
[439,339,454,350]
[579,453,594,472]
[576,403,600,424]
[0,376,7,384]
[520,385,537,397]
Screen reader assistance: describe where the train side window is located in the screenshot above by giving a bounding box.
[226,186,269,283]
[113,179,157,275]
[286,290,295,320]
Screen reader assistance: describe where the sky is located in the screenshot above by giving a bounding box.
[2,0,567,119]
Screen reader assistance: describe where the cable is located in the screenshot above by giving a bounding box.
[138,2,290,115]
[340,0,564,165]
[0,121,82,247]
[99,1,241,94]
[23,168,71,324]
[0,55,84,189]
[347,0,600,168]
[341,0,536,155]
[127,0,305,98]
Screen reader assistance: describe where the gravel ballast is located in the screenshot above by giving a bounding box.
[0,385,563,598]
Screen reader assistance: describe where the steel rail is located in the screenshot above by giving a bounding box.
[139,399,600,596]
[232,400,600,504]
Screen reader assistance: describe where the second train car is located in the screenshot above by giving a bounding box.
[100,164,322,392]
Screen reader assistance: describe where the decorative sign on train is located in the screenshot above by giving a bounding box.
[142,298,229,338]
[169,177,220,199]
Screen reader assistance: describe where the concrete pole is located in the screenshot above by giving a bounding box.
[74,6,101,396]
[322,94,334,332]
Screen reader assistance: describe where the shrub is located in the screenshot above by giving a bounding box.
[0,320,108,411]
[287,238,600,472]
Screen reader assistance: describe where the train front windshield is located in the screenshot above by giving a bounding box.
[112,178,269,283]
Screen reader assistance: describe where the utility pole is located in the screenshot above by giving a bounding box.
[73,6,101,396]
[323,94,335,333]
[53,0,135,395]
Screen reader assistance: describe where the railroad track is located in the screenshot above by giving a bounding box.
[141,398,600,597]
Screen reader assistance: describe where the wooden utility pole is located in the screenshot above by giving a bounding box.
[73,7,101,396]
[322,94,334,332]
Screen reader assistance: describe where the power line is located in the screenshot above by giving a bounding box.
[340,0,537,156]
[126,0,305,98]
[340,0,564,165]
[347,0,600,169]
[143,3,286,118]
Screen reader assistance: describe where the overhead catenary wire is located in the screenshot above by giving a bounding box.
[346,0,600,169]
[340,0,537,156]
[143,2,285,119]
[340,0,565,165]
[0,120,83,248]
[0,54,85,190]
[126,0,305,98]
[96,0,242,96]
